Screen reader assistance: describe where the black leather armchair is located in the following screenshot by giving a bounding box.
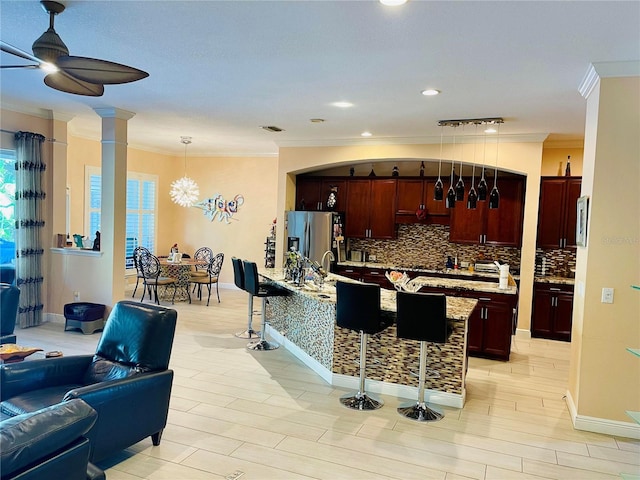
[0,300,178,464]
[0,283,19,345]
[0,398,98,480]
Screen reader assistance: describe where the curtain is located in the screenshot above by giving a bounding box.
[14,131,46,328]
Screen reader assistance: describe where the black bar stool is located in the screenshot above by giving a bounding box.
[395,290,449,422]
[336,280,391,411]
[232,257,261,339]
[242,260,288,351]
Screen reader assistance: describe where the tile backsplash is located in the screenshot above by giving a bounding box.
[348,224,523,274]
[535,248,576,277]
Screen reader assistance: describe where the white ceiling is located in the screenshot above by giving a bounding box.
[1,1,638,157]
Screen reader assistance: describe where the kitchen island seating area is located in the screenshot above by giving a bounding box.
[336,280,392,411]
[260,268,477,410]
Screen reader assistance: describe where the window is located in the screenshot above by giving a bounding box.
[0,149,16,264]
[85,166,157,269]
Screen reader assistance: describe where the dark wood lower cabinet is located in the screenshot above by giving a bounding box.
[531,282,574,341]
[417,286,517,360]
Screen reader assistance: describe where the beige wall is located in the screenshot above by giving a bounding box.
[541,147,584,176]
[568,75,640,425]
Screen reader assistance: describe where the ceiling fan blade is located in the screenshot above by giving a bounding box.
[0,65,40,69]
[55,56,149,85]
[44,71,104,96]
[1,41,42,64]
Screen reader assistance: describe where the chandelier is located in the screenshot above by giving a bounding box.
[437,117,503,209]
[170,136,200,207]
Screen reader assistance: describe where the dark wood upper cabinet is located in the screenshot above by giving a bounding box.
[395,177,450,225]
[449,177,525,247]
[345,179,396,239]
[537,177,582,249]
[295,177,347,212]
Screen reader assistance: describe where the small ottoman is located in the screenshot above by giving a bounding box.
[64,302,106,335]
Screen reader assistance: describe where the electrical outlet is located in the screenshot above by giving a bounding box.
[601,287,614,304]
[73,291,80,301]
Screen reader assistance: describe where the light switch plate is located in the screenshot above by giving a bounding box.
[601,287,614,304]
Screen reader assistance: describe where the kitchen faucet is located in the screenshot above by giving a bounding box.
[321,250,335,275]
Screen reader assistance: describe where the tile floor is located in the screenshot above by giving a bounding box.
[13,287,640,480]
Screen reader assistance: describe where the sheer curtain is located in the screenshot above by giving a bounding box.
[14,131,46,328]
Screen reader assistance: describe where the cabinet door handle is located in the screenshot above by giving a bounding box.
[478,297,492,302]
[550,288,561,291]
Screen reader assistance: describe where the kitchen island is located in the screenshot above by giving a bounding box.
[259,268,477,408]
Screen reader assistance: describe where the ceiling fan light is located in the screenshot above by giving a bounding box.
[32,28,68,62]
[40,61,58,73]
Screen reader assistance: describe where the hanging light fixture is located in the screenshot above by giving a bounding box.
[455,123,465,201]
[445,125,457,208]
[477,128,488,201]
[489,123,500,209]
[434,125,444,201]
[170,136,200,208]
[467,123,479,209]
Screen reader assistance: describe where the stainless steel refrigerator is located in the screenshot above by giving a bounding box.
[286,211,343,265]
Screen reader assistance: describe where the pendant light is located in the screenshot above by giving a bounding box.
[489,123,500,209]
[455,124,465,201]
[467,123,479,209]
[445,125,457,208]
[434,125,444,201]
[477,129,488,200]
[170,136,200,208]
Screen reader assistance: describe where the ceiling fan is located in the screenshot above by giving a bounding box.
[0,0,149,97]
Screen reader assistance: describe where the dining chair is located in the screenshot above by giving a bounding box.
[189,253,224,306]
[191,247,214,294]
[139,251,177,304]
[131,246,150,298]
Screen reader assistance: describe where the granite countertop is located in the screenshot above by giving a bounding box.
[259,268,477,323]
[534,276,575,286]
[337,261,520,281]
[411,275,518,295]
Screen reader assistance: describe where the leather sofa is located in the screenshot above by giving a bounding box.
[0,398,100,480]
[0,283,19,345]
[0,300,178,464]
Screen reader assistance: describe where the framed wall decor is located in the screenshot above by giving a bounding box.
[576,195,589,247]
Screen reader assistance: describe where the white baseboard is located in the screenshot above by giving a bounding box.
[267,326,465,409]
[515,328,531,339]
[44,313,65,324]
[566,389,640,439]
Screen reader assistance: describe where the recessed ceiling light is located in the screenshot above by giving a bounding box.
[421,89,440,96]
[310,118,325,123]
[380,0,408,6]
[484,127,497,133]
[361,131,373,137]
[332,101,353,108]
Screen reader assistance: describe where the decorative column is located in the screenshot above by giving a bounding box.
[94,108,135,305]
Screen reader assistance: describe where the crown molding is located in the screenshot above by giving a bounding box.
[579,61,640,99]
[276,133,549,148]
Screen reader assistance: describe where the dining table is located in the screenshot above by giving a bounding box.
[159,258,207,302]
